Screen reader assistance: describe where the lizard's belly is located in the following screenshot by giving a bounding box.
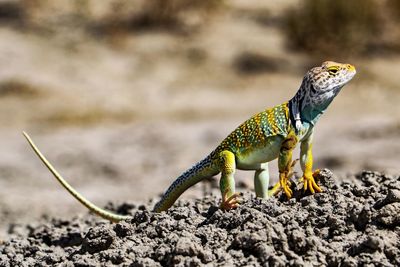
[236,135,284,170]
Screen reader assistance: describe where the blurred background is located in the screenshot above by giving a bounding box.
[0,0,399,238]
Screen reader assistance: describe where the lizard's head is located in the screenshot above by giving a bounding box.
[290,61,356,128]
[308,61,356,96]
[301,61,356,108]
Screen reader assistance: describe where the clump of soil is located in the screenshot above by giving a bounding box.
[1,169,400,266]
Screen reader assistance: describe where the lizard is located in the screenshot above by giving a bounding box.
[23,61,356,223]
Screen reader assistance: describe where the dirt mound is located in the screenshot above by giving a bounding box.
[1,169,400,266]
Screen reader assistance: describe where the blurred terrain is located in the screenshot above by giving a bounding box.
[0,0,399,238]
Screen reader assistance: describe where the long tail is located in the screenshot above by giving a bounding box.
[23,132,131,223]
[153,155,218,212]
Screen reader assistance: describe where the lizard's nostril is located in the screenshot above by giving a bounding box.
[346,64,356,72]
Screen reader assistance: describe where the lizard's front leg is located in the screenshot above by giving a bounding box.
[218,150,240,210]
[300,133,322,194]
[276,132,298,198]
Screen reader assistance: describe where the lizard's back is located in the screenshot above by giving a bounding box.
[212,103,291,168]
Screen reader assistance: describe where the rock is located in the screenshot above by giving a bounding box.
[376,202,400,227]
[81,226,115,254]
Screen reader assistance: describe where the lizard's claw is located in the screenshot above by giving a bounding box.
[281,177,292,198]
[268,179,292,198]
[268,182,281,197]
[302,169,322,194]
[220,189,240,210]
[269,159,298,198]
[282,159,298,198]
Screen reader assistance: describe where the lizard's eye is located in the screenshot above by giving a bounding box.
[328,68,338,75]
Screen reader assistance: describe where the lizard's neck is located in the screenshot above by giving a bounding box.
[299,100,331,125]
[288,82,342,131]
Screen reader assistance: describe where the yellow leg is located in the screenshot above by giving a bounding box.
[277,132,298,199]
[218,150,240,210]
[300,136,322,194]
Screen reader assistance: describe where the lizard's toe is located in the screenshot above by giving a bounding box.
[269,179,293,198]
[302,171,322,194]
[220,190,241,210]
[280,176,293,199]
[283,184,293,198]
[268,182,281,197]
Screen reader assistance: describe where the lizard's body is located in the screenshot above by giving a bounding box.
[154,102,296,211]
[23,61,356,222]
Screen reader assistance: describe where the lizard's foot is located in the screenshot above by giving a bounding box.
[268,182,281,197]
[220,189,240,210]
[268,177,294,198]
[269,159,298,198]
[269,176,292,198]
[282,159,299,198]
[301,169,322,194]
[281,177,292,198]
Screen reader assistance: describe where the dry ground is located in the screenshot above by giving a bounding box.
[2,170,400,266]
[0,0,399,240]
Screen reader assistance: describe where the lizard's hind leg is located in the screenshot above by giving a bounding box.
[218,150,240,210]
[254,163,270,198]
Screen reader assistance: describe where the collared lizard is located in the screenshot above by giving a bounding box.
[23,61,356,222]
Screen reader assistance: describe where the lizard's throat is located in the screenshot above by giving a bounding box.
[300,103,329,125]
[289,86,342,130]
